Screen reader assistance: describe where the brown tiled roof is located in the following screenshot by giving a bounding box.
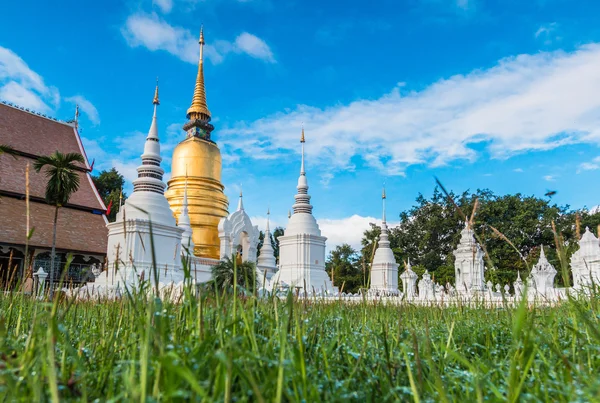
[0,103,84,159]
[0,154,104,210]
[0,102,107,255]
[0,197,107,255]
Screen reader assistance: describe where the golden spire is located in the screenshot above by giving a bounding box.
[153,77,160,105]
[382,186,386,200]
[186,26,211,121]
[300,124,305,143]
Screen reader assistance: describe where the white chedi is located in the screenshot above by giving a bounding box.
[570,227,600,290]
[369,188,399,295]
[274,128,336,294]
[178,177,195,255]
[218,191,259,264]
[400,258,418,299]
[101,84,185,288]
[256,209,278,282]
[527,246,557,296]
[453,222,486,294]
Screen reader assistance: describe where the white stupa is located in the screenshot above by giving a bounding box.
[527,246,557,296]
[257,208,278,282]
[400,258,418,299]
[570,227,600,290]
[101,83,184,288]
[453,222,486,294]
[178,177,195,256]
[274,128,336,294]
[369,187,399,295]
[218,191,259,264]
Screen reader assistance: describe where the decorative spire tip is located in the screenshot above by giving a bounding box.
[153,78,160,105]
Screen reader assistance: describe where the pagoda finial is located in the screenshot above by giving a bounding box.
[382,186,387,223]
[186,25,211,121]
[237,186,244,211]
[300,126,305,175]
[74,104,80,128]
[153,77,160,105]
[288,209,291,219]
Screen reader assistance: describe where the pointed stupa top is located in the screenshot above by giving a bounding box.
[187,26,211,121]
[183,26,215,139]
[133,83,165,194]
[292,127,312,214]
[531,245,556,274]
[401,257,417,280]
[237,188,244,211]
[153,77,160,105]
[258,208,276,268]
[372,187,395,264]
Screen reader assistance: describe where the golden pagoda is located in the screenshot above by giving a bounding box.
[165,27,229,259]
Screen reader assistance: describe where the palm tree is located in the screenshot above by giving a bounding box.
[0,144,18,156]
[211,255,258,293]
[34,151,85,294]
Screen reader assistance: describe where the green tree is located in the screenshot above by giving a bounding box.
[325,244,362,293]
[364,186,587,288]
[34,151,85,294]
[211,255,258,293]
[92,168,127,222]
[257,227,285,263]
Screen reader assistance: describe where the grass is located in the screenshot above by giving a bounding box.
[1,283,600,402]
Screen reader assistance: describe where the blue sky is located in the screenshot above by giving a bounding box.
[2,0,600,249]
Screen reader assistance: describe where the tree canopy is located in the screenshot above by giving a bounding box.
[92,168,127,222]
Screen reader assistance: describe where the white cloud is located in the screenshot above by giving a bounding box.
[65,95,100,125]
[0,46,59,112]
[153,0,173,13]
[112,159,140,184]
[535,22,561,45]
[578,156,600,172]
[219,44,600,179]
[513,168,524,172]
[234,32,275,62]
[250,214,396,253]
[0,46,99,126]
[0,82,52,113]
[319,215,398,252]
[543,175,556,182]
[122,13,274,64]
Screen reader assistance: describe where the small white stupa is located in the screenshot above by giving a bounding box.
[178,176,195,256]
[218,190,259,264]
[400,258,418,299]
[369,187,399,295]
[257,208,278,282]
[101,82,184,288]
[275,127,336,294]
[570,227,600,290]
[527,246,557,296]
[453,222,486,294]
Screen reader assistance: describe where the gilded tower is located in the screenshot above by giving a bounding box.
[165,27,229,259]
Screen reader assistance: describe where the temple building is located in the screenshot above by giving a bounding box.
[101,84,185,288]
[0,102,107,285]
[274,128,336,294]
[165,27,228,260]
[369,188,399,295]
